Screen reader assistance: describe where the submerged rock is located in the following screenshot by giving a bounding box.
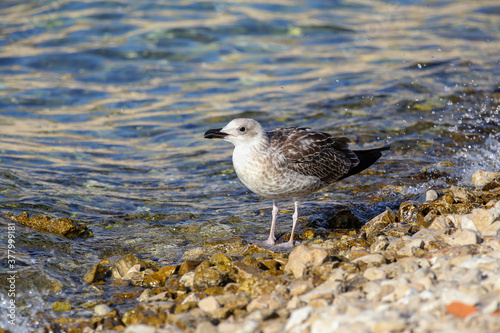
[6,211,93,239]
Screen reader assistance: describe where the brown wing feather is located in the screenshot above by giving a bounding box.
[268,127,360,183]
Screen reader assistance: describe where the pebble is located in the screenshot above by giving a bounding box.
[58,178,500,333]
[94,304,111,316]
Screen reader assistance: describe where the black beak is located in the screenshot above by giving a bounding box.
[204,128,228,139]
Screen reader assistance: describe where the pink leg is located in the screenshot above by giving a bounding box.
[263,200,278,246]
[277,200,299,248]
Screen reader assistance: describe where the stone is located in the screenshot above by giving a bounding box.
[417,189,439,203]
[285,306,314,331]
[83,261,111,284]
[238,275,279,299]
[397,202,426,227]
[352,253,386,270]
[111,255,153,280]
[193,264,228,291]
[288,279,315,296]
[179,271,195,289]
[124,324,157,333]
[482,221,500,238]
[198,296,220,313]
[452,229,481,246]
[428,216,454,229]
[143,265,178,288]
[6,212,93,239]
[209,253,232,266]
[471,170,500,187]
[284,245,329,278]
[52,302,71,312]
[448,186,482,204]
[472,208,499,234]
[195,321,217,333]
[361,208,396,241]
[446,301,479,318]
[94,304,111,316]
[246,291,287,312]
[325,209,362,229]
[370,235,390,252]
[363,267,387,280]
[178,260,203,276]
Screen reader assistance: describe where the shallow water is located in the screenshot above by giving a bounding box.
[0,0,499,329]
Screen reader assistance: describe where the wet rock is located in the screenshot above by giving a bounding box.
[360,208,396,242]
[471,170,500,187]
[122,303,170,327]
[209,253,232,266]
[284,244,329,278]
[203,237,248,254]
[417,189,439,203]
[370,235,390,252]
[6,212,93,239]
[111,254,157,280]
[238,275,281,299]
[397,202,426,227]
[325,209,362,229]
[143,265,179,288]
[52,302,71,312]
[83,260,111,283]
[447,186,483,204]
[182,247,217,261]
[178,260,203,276]
[94,304,111,316]
[192,263,229,291]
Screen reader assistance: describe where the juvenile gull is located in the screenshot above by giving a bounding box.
[204,118,390,247]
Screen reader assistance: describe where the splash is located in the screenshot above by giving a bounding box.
[455,136,500,186]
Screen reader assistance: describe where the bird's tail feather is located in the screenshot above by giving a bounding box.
[339,146,390,180]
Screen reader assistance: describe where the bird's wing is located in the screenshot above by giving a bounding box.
[268,127,359,183]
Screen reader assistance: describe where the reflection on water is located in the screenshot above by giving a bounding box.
[0,0,499,328]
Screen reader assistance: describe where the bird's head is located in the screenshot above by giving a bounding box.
[204,118,266,147]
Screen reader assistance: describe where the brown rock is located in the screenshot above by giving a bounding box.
[142,265,179,288]
[83,261,111,284]
[361,208,396,242]
[111,255,156,280]
[7,212,93,239]
[178,260,203,276]
[193,264,229,291]
[285,245,329,278]
[203,237,248,254]
[397,202,426,227]
[209,253,232,266]
[446,186,482,204]
[238,275,280,299]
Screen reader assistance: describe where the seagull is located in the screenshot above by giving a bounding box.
[204,118,389,247]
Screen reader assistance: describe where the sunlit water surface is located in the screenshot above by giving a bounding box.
[0,0,499,329]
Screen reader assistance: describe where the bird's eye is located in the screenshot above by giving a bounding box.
[238,126,246,132]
